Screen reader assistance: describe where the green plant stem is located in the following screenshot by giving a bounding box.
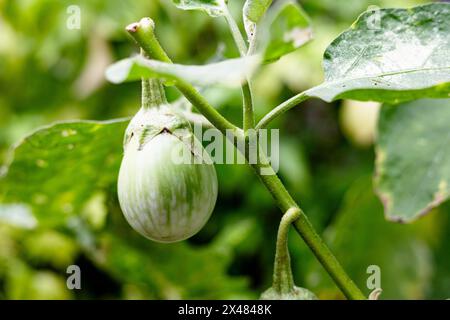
[223,9,255,132]
[273,208,300,294]
[247,26,258,56]
[142,78,167,109]
[256,91,310,129]
[176,80,239,133]
[126,17,366,300]
[223,9,248,56]
[251,152,366,300]
[140,48,167,109]
[127,18,238,134]
[242,83,254,131]
[127,18,172,63]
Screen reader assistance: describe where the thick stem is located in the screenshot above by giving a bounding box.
[141,78,167,109]
[272,208,300,294]
[176,81,239,133]
[141,47,167,109]
[134,26,168,110]
[127,18,172,63]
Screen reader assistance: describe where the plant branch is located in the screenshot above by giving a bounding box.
[126,18,238,134]
[223,8,255,132]
[251,151,366,300]
[127,18,172,63]
[223,9,248,56]
[175,80,239,133]
[256,91,310,129]
[242,83,255,131]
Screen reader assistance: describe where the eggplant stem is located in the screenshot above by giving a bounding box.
[272,208,300,294]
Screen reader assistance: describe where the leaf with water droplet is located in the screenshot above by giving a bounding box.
[306,3,450,103]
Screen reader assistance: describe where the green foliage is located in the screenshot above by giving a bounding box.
[0,120,127,226]
[261,1,312,63]
[243,0,272,24]
[307,3,450,102]
[375,99,450,223]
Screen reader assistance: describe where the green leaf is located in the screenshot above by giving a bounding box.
[259,0,312,63]
[374,98,450,223]
[105,55,260,87]
[306,3,450,102]
[0,119,128,226]
[171,0,228,17]
[243,0,273,24]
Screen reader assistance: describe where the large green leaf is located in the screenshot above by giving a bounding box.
[105,55,260,87]
[171,0,228,17]
[0,119,128,226]
[375,99,450,223]
[306,3,450,102]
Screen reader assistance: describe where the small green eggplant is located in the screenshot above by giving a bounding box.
[118,80,218,243]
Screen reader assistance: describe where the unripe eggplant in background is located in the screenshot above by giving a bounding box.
[118,103,218,243]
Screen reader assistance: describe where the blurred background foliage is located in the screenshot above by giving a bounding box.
[0,0,448,299]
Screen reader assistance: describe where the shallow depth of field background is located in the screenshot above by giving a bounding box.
[0,0,449,299]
